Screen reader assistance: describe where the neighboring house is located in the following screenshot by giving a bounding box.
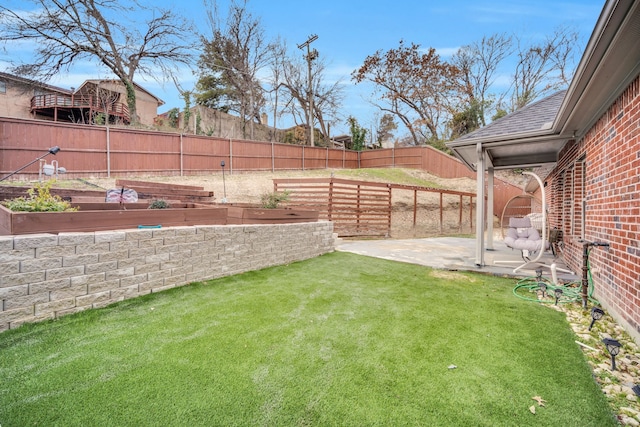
[0,72,163,126]
[0,72,69,121]
[448,0,640,342]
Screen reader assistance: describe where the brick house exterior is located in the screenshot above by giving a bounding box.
[545,75,640,339]
[448,0,640,342]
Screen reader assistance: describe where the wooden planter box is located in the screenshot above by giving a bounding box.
[0,203,228,235]
[226,206,320,224]
[0,203,320,235]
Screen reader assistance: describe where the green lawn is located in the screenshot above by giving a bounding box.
[0,252,616,426]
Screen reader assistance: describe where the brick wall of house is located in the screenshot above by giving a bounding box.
[547,74,640,341]
[0,222,335,332]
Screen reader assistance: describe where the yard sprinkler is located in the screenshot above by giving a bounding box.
[589,307,604,331]
[0,146,60,181]
[602,338,621,371]
[220,160,227,203]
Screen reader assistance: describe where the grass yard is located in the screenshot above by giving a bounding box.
[0,252,616,426]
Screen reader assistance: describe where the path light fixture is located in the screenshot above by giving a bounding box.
[220,160,227,203]
[538,282,547,298]
[0,146,61,181]
[589,307,604,331]
[602,338,622,371]
[554,288,563,305]
[535,268,543,281]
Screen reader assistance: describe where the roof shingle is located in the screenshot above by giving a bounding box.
[456,90,567,142]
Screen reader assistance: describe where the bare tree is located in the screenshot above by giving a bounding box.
[511,26,578,109]
[453,33,513,128]
[353,41,463,146]
[277,52,344,145]
[265,37,287,140]
[376,113,397,146]
[0,0,195,125]
[199,0,274,140]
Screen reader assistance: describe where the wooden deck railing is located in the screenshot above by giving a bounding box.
[30,94,129,121]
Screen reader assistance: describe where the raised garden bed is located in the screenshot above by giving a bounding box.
[226,205,319,224]
[0,179,320,235]
[0,203,228,235]
[0,203,320,235]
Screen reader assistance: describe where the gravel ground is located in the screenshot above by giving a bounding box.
[560,302,640,425]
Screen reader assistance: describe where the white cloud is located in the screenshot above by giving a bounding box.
[435,47,460,57]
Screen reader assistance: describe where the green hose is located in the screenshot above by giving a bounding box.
[512,249,599,305]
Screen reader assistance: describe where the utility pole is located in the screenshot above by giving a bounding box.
[298,34,318,147]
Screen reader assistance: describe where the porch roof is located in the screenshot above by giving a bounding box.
[447,0,640,171]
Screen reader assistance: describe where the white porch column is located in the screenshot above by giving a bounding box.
[486,163,494,251]
[475,142,485,266]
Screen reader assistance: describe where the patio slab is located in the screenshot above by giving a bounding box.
[335,236,579,283]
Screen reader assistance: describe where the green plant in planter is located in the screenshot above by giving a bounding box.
[1,181,77,212]
[260,190,290,209]
[148,199,171,209]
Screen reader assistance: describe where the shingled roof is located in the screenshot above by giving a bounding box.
[456,90,567,143]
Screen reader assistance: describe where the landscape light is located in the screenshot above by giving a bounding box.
[535,268,543,281]
[554,288,563,305]
[589,307,604,331]
[538,282,547,298]
[602,338,622,371]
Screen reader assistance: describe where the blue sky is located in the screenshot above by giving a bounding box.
[1,0,605,135]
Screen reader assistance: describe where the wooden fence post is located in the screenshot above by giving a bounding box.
[180,133,184,177]
[413,189,417,226]
[229,138,233,174]
[459,194,463,232]
[106,126,111,178]
[439,192,444,233]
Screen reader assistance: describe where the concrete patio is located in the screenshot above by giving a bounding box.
[335,236,579,283]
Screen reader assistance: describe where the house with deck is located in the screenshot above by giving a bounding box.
[0,72,163,126]
[448,0,640,342]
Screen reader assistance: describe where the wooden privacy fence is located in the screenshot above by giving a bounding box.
[273,178,476,237]
[0,117,476,179]
[0,117,521,218]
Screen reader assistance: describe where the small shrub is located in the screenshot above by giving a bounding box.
[1,181,77,212]
[148,199,171,209]
[94,112,106,125]
[167,108,180,128]
[260,190,290,209]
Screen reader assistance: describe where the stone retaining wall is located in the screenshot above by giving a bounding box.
[0,221,335,331]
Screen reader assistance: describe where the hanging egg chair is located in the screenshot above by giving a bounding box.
[496,171,548,273]
[500,193,545,239]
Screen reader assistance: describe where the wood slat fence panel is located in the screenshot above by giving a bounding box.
[274,178,479,237]
[274,178,392,237]
[0,117,522,220]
